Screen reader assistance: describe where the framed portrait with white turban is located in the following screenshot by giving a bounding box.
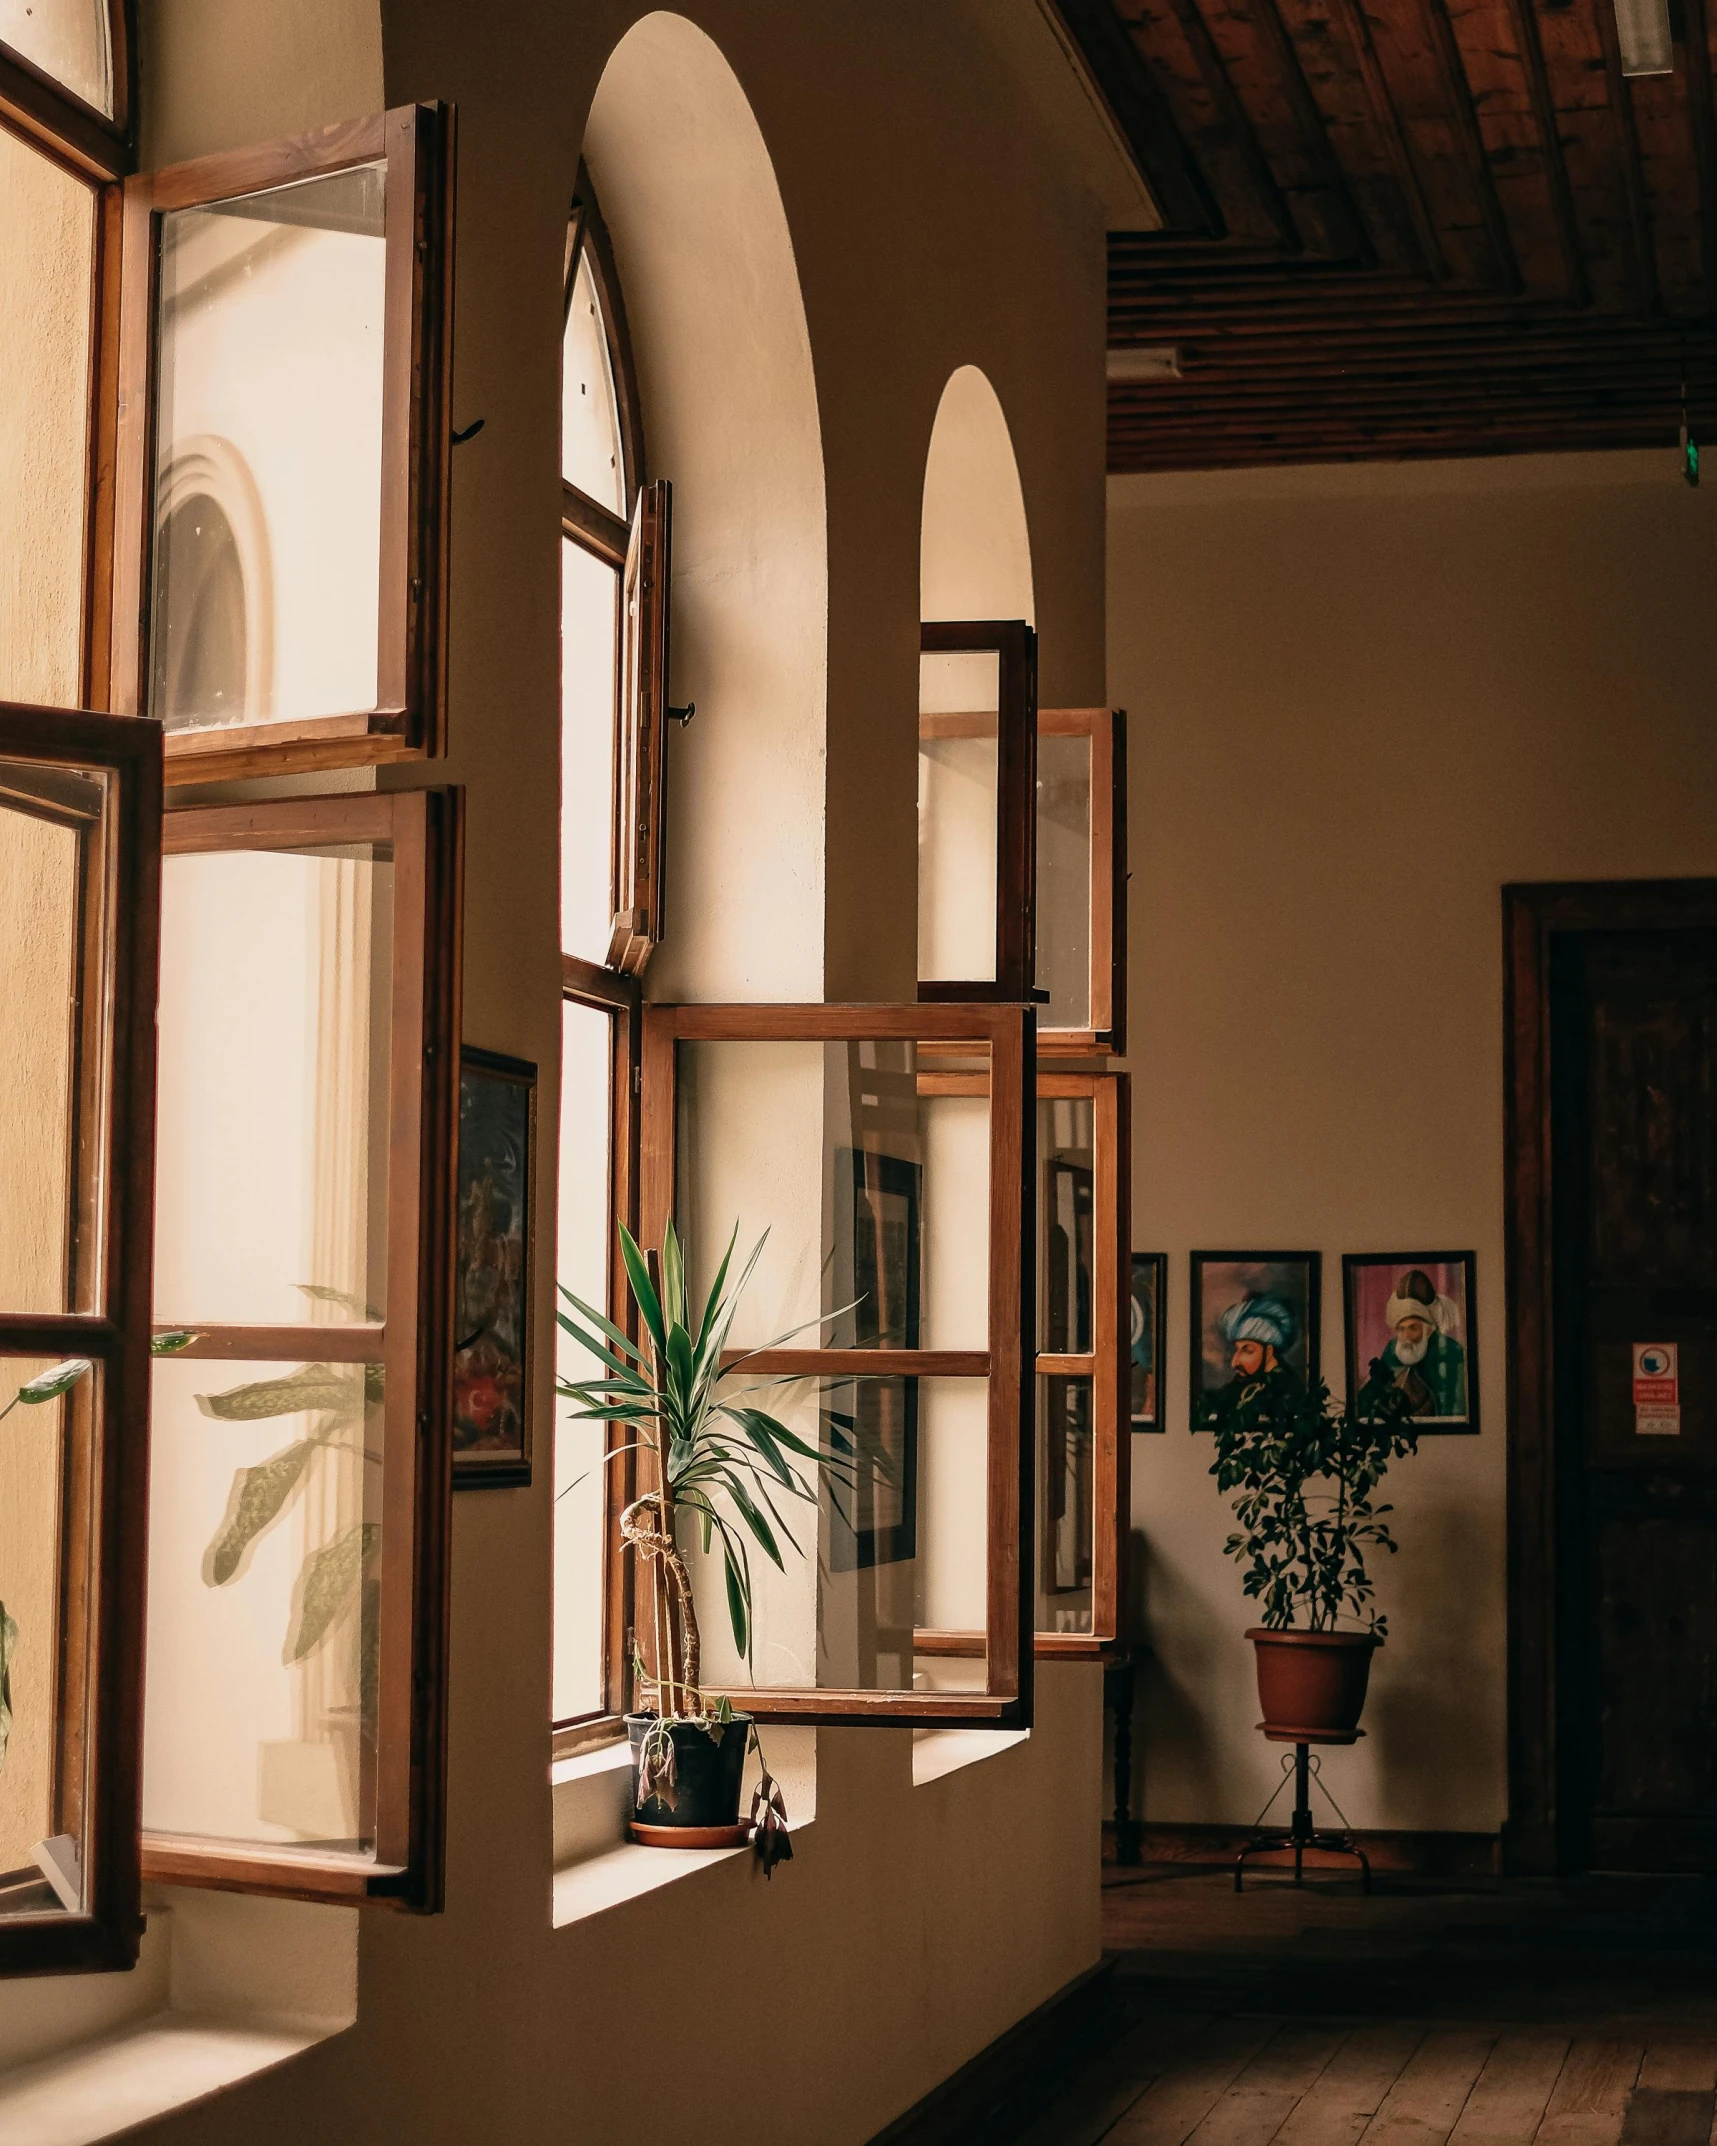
[1343,1253,1478,1434]
[1190,1252,1321,1429]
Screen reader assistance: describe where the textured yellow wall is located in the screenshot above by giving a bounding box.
[1110,450,1717,1837]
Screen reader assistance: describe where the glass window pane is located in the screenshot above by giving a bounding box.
[149,164,388,733]
[918,651,999,983]
[0,761,111,1317]
[0,1355,99,1918]
[675,1040,990,1353]
[562,248,625,514]
[1038,1374,1094,1636]
[1039,1096,1096,1355]
[142,1354,384,1856]
[553,998,613,1724]
[154,844,392,1327]
[0,129,95,706]
[683,1373,987,1693]
[560,541,620,962]
[1037,732,1092,1031]
[0,0,113,115]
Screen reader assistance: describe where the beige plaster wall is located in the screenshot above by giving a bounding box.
[1110,449,1717,1837]
[115,2,1113,2140]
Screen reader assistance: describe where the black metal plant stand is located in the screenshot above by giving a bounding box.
[1234,1740,1370,1893]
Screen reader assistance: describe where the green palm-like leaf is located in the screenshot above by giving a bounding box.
[283,1521,381,1663]
[0,1600,17,1773]
[196,1364,364,1425]
[203,1439,319,1585]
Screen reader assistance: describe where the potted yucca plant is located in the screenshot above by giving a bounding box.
[1208,1363,1419,1741]
[558,1220,861,1858]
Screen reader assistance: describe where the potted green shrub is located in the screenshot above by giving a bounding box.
[558,1221,860,1858]
[1207,1363,1419,1741]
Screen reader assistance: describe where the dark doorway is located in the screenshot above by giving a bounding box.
[1506,883,1717,1876]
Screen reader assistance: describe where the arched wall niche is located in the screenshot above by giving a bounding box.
[920,364,1034,626]
[583,10,828,1002]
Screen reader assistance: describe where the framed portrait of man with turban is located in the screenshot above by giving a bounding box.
[1343,1252,1478,1433]
[1189,1251,1321,1429]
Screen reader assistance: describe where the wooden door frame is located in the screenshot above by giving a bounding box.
[1502,877,1717,1874]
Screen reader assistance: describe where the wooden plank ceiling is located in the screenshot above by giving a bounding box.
[1054,0,1717,467]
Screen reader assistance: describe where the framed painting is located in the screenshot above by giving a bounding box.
[1344,1252,1478,1434]
[1190,1251,1321,1429]
[828,1148,921,1571]
[452,1047,536,1487]
[1130,1252,1167,1431]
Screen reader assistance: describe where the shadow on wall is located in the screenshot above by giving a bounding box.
[1118,1525,1224,1825]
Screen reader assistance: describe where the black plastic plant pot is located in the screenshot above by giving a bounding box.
[626,1712,751,1838]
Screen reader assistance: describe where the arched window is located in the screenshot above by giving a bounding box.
[554,168,666,1741]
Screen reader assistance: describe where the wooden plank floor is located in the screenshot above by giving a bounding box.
[997,1868,1717,2146]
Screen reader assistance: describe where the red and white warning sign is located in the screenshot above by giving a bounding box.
[1633,1343,1680,1436]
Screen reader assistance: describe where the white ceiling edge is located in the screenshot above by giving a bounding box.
[958,0,1164,231]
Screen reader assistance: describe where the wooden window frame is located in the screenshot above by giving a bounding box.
[1038,707,1128,1058]
[140,785,462,1911]
[918,619,1038,1007]
[0,700,160,1975]
[0,0,133,181]
[109,104,457,785]
[561,176,673,980]
[551,954,640,1761]
[637,1001,1036,1729]
[913,1068,1130,1661]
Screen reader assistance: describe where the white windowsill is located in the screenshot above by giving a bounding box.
[0,1887,356,2144]
[550,1725,815,1929]
[0,2010,337,2146]
[911,1726,1029,1787]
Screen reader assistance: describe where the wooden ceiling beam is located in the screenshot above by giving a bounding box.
[1681,0,1717,321]
[1325,0,1448,279]
[1503,0,1590,306]
[1233,0,1377,262]
[1047,0,1225,231]
[1414,0,1523,291]
[1161,0,1304,248]
[1595,0,1662,314]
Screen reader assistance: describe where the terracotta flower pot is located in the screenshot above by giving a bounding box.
[1246,1628,1378,1742]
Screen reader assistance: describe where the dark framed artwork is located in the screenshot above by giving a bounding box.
[452,1047,536,1487]
[828,1148,921,1570]
[1130,1252,1167,1431]
[1344,1253,1478,1434]
[1190,1251,1321,1428]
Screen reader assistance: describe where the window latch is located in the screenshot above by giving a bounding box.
[451,417,486,446]
[668,701,696,727]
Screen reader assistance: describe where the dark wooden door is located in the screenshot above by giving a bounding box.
[1550,929,1717,1872]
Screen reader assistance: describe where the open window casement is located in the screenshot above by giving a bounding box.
[0,0,132,179]
[140,787,461,1908]
[917,620,1038,1006]
[0,701,161,1974]
[1037,709,1128,1057]
[109,105,455,783]
[554,957,640,1755]
[608,480,672,974]
[914,1069,1130,1659]
[635,1004,1036,1727]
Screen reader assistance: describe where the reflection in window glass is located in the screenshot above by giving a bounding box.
[562,247,625,514]
[553,999,613,1724]
[154,845,393,1328]
[1038,1374,1094,1635]
[0,126,95,706]
[560,542,620,963]
[0,767,111,1317]
[1037,732,1092,1031]
[1039,1096,1095,1355]
[684,1373,988,1694]
[0,1358,96,1914]
[0,0,113,115]
[676,1039,990,1354]
[150,164,388,731]
[918,651,999,984]
[143,1354,384,1854]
